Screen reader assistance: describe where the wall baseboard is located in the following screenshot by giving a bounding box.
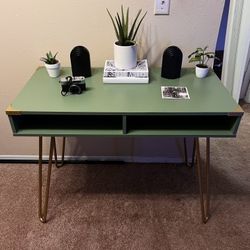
[0,155,186,164]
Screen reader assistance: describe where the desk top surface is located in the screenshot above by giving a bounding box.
[7,67,242,115]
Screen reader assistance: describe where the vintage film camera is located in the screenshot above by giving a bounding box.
[59,76,86,96]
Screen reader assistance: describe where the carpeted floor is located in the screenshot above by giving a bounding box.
[0,104,250,250]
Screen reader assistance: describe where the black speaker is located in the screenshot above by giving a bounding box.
[161,46,183,79]
[70,46,91,77]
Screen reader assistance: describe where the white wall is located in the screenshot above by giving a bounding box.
[222,0,250,102]
[0,0,224,160]
[240,44,250,101]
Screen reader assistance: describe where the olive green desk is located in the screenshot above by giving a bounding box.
[6,67,243,223]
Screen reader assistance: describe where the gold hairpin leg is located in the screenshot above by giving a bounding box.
[184,138,196,167]
[195,137,210,223]
[54,137,66,168]
[38,136,55,223]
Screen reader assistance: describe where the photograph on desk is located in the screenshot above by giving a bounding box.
[161,86,190,99]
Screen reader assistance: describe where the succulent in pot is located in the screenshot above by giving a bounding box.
[40,51,61,78]
[107,5,147,69]
[188,46,220,78]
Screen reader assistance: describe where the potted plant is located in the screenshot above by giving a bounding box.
[188,46,219,78]
[107,5,147,69]
[40,51,60,78]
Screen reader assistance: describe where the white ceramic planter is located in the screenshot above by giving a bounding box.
[45,62,61,78]
[195,65,209,78]
[114,42,137,69]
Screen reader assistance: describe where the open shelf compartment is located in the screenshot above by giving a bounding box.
[10,114,124,136]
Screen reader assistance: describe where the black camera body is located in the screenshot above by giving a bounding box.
[60,76,86,96]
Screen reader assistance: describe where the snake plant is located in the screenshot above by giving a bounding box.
[107,5,147,46]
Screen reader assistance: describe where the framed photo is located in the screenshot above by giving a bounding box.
[161,86,190,99]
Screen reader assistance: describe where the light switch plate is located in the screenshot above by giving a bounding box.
[154,0,170,15]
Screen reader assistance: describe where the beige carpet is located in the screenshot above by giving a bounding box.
[0,105,250,250]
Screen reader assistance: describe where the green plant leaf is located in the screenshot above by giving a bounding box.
[106,8,120,41]
[131,11,147,41]
[205,52,215,56]
[115,15,124,44]
[125,7,129,41]
[121,5,125,36]
[128,9,142,41]
[188,50,198,58]
[203,45,208,51]
[53,52,58,59]
[40,57,47,62]
[189,57,201,63]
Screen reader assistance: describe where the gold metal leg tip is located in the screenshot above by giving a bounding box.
[202,216,209,224]
[39,217,47,223]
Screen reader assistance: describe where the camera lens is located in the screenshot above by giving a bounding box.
[69,84,81,94]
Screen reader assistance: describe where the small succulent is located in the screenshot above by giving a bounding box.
[107,5,147,46]
[40,51,58,64]
[188,46,219,67]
